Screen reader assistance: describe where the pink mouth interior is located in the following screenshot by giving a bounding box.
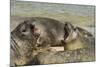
[32,28,38,33]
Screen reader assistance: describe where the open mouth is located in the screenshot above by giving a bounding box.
[30,24,40,38]
[64,28,70,40]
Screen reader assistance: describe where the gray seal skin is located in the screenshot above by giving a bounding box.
[10,20,41,66]
[34,48,95,65]
[25,17,65,47]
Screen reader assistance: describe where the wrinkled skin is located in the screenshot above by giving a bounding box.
[10,20,41,66]
[10,17,95,66]
[34,48,95,65]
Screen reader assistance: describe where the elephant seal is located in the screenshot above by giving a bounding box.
[10,20,41,66]
[62,22,94,50]
[22,17,65,47]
